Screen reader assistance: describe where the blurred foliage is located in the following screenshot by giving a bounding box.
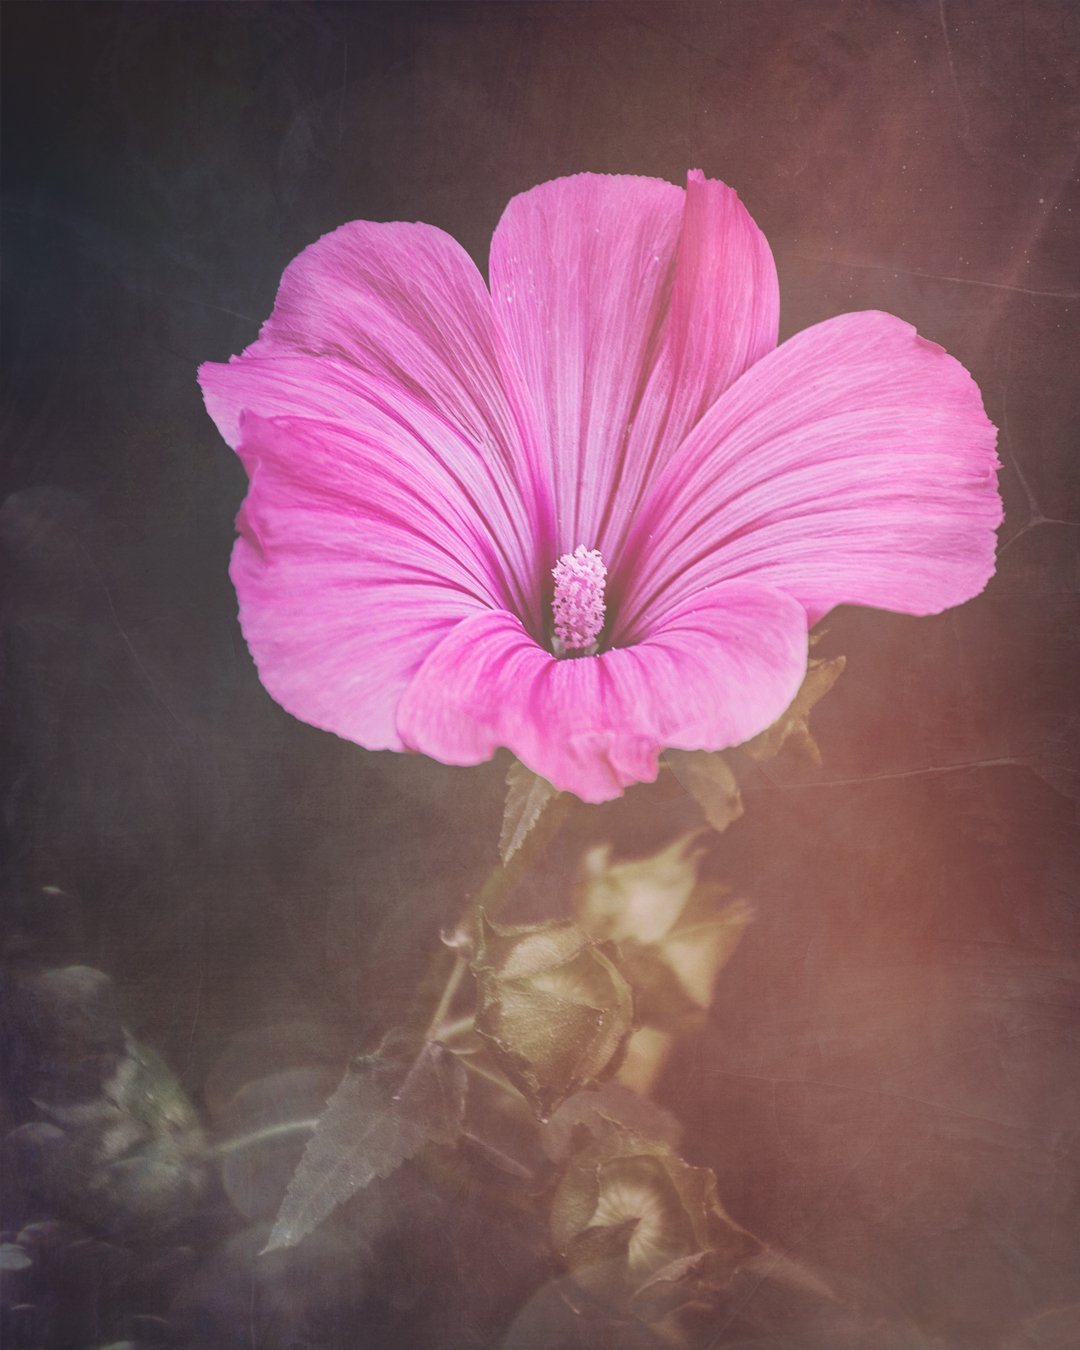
[665,750,744,835]
[264,1036,466,1253]
[741,654,847,766]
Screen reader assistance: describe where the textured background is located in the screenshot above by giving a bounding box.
[3,2,1079,1347]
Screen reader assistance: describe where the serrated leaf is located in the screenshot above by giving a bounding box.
[263,1040,466,1253]
[500,761,559,863]
[665,750,744,834]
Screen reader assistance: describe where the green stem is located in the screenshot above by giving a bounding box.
[433,1013,476,1043]
[465,788,575,930]
[424,954,467,1040]
[407,787,576,1039]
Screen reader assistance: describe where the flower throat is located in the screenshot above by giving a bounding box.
[552,545,606,657]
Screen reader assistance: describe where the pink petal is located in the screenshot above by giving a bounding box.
[611,171,779,546]
[615,312,1002,641]
[396,584,808,803]
[251,219,542,484]
[200,353,541,629]
[202,216,552,567]
[228,410,504,752]
[489,173,778,557]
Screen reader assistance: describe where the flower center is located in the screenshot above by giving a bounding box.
[552,545,607,657]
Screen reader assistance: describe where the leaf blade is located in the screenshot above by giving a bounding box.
[665,750,744,834]
[500,761,558,863]
[263,1041,466,1252]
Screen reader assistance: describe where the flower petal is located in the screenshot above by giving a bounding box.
[229,409,502,752]
[396,584,808,803]
[200,353,541,629]
[201,216,552,588]
[489,172,778,557]
[249,218,541,485]
[611,171,779,548]
[615,312,1002,640]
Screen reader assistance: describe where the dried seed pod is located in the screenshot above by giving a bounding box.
[550,1117,761,1316]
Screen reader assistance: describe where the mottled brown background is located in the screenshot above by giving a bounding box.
[3,2,1079,1347]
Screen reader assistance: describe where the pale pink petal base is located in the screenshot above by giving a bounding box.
[396,584,809,802]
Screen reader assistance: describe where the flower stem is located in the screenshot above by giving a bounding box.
[432,1013,476,1043]
[424,954,466,1040]
[409,787,576,1041]
[463,787,575,931]
[211,1118,319,1158]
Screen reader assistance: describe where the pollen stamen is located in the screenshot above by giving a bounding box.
[552,545,607,656]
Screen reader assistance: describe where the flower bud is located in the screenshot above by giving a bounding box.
[471,916,634,1118]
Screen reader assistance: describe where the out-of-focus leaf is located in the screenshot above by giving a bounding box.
[577,836,754,1034]
[615,945,705,1033]
[661,900,754,1006]
[0,1243,33,1271]
[18,1027,207,1234]
[264,1040,466,1253]
[500,760,559,863]
[741,654,846,764]
[217,1067,339,1221]
[543,1081,683,1161]
[204,1020,349,1125]
[472,916,634,1118]
[739,1246,837,1303]
[665,750,744,834]
[577,834,709,946]
[622,898,756,1031]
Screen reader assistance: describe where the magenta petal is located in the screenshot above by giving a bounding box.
[613,171,779,545]
[489,173,684,553]
[203,216,552,577]
[200,353,542,628]
[229,411,498,752]
[617,311,1002,640]
[249,218,541,483]
[396,584,808,803]
[489,172,779,558]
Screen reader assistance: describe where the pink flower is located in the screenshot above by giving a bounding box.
[199,172,1001,803]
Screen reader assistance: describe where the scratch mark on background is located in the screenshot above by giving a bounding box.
[938,0,971,141]
[788,254,1079,300]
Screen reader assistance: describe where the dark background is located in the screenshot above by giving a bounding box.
[3,2,1079,1347]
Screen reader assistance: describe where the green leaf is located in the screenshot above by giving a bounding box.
[665,750,744,834]
[263,1040,466,1252]
[500,761,559,863]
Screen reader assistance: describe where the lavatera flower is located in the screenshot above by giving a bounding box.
[200,171,1002,803]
